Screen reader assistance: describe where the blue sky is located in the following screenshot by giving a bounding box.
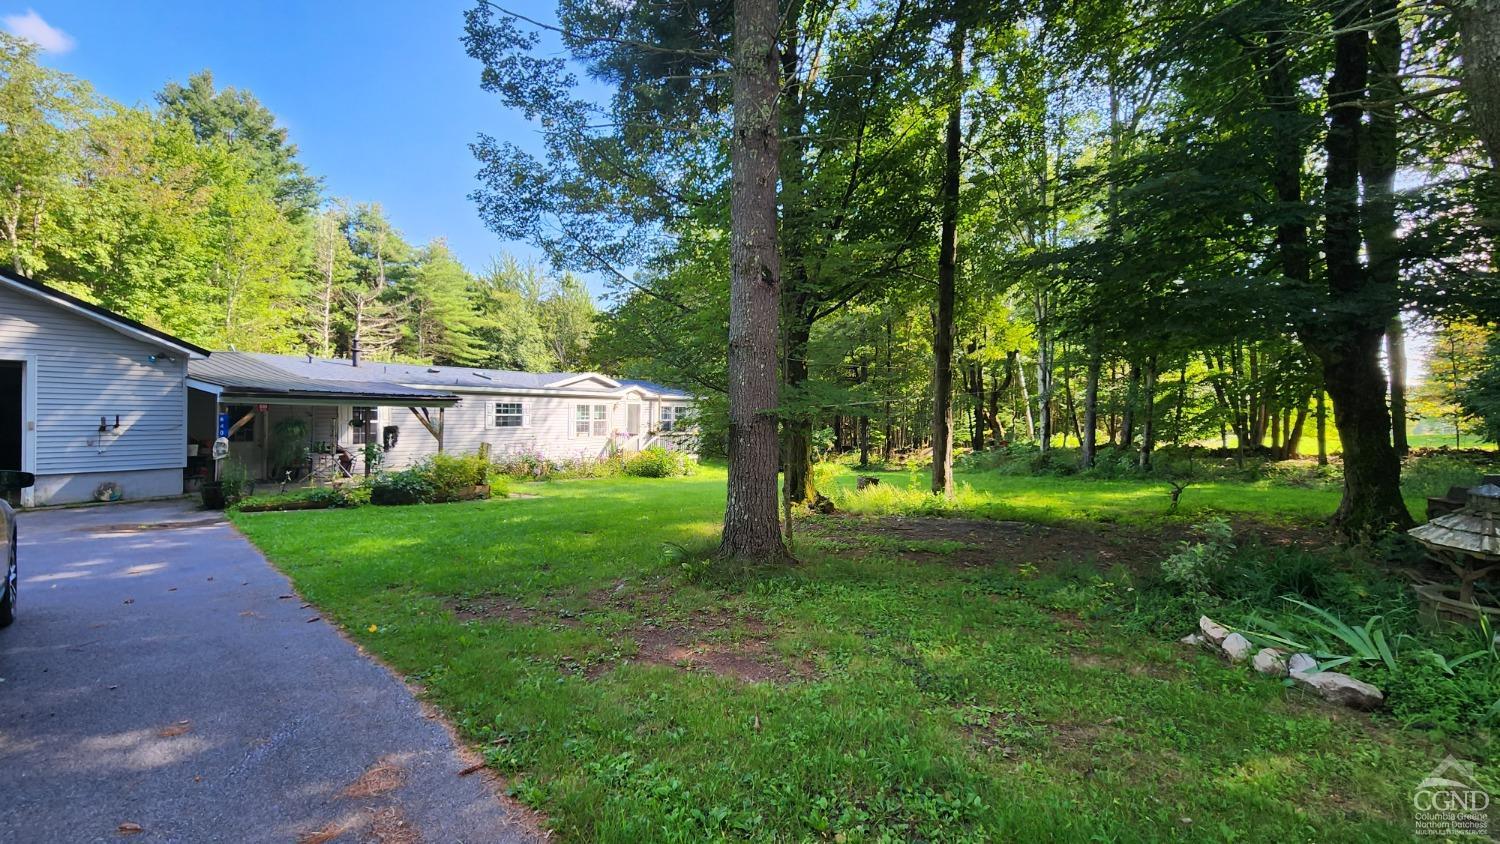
[9,2,586,290]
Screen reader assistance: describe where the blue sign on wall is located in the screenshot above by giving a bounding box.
[217,413,230,439]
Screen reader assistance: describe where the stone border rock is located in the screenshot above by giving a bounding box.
[1187,616,1384,711]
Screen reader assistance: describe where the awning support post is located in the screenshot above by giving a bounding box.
[408,407,445,452]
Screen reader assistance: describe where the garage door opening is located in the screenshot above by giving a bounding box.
[0,362,19,469]
[0,362,21,505]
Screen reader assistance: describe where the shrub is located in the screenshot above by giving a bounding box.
[219,460,251,504]
[493,450,627,480]
[555,455,625,479]
[421,453,491,501]
[493,450,557,480]
[624,447,695,478]
[371,469,435,505]
[370,451,505,505]
[1159,517,1235,600]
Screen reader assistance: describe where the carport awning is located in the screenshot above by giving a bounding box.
[188,352,459,407]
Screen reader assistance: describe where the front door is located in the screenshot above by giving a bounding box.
[626,402,642,450]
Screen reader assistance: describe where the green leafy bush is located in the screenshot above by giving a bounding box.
[1159,517,1235,600]
[623,447,696,478]
[370,451,507,505]
[211,460,251,507]
[370,469,435,505]
[421,453,491,501]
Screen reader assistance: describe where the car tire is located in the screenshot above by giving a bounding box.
[0,525,14,628]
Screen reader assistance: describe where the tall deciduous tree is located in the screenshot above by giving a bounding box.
[0,34,90,277]
[720,0,788,560]
[157,70,321,218]
[931,21,964,497]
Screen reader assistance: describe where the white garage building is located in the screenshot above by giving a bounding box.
[0,272,207,508]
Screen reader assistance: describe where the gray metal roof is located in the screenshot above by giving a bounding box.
[189,352,459,405]
[236,353,693,398]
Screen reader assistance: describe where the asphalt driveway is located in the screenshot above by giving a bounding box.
[0,500,535,843]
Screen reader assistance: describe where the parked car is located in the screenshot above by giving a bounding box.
[0,471,35,627]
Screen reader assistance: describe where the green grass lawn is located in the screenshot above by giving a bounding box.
[234,468,1463,842]
[821,464,1388,524]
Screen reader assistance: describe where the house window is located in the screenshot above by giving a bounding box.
[226,404,256,442]
[351,406,379,444]
[494,401,524,428]
[575,403,607,437]
[659,405,682,432]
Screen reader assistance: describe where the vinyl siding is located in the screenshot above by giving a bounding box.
[374,390,693,468]
[0,284,187,476]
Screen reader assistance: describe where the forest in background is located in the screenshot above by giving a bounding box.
[463,0,1500,537]
[5,0,1500,538]
[0,34,596,372]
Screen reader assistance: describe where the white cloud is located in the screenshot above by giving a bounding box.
[4,9,74,54]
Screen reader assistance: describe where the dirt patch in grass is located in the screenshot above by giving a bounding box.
[448,588,807,684]
[805,514,1331,573]
[590,607,812,684]
[446,595,586,626]
[621,625,798,683]
[805,515,1163,572]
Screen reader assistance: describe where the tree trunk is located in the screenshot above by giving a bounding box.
[1459,0,1500,166]
[1035,308,1053,451]
[1364,0,1407,459]
[720,0,787,561]
[1138,355,1157,470]
[781,291,818,503]
[1120,361,1139,447]
[858,414,870,467]
[1313,0,1413,534]
[1173,363,1187,447]
[1386,316,1409,456]
[1286,398,1310,459]
[1314,386,1326,464]
[993,352,1016,444]
[777,15,817,505]
[1018,353,1036,440]
[963,340,984,452]
[1080,348,1101,468]
[883,320,894,462]
[931,23,963,497]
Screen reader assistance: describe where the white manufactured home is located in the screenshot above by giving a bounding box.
[185,352,695,480]
[0,271,695,505]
